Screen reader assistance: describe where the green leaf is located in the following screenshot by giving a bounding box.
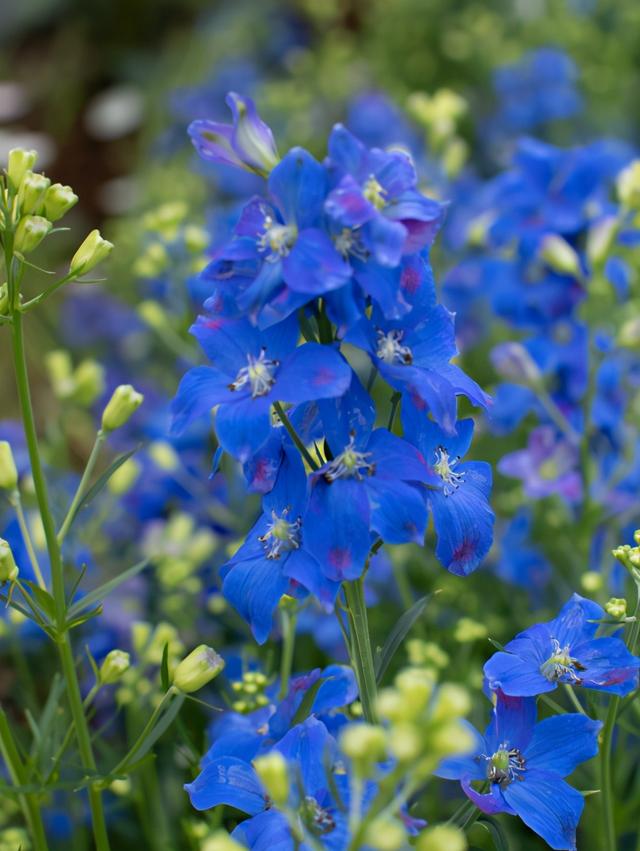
[160,643,170,692]
[22,581,56,620]
[291,678,327,726]
[374,595,430,683]
[488,638,506,651]
[476,816,510,851]
[63,446,140,534]
[66,559,149,620]
[65,605,102,631]
[117,694,185,773]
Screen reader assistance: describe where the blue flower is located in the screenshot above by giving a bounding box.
[402,405,494,575]
[437,693,602,850]
[497,426,582,503]
[171,313,351,461]
[188,92,280,175]
[493,510,551,594]
[325,124,443,267]
[484,594,640,697]
[220,445,340,643]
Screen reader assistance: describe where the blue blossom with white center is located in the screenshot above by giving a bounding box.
[302,374,431,581]
[188,91,280,176]
[220,445,340,644]
[484,593,640,697]
[402,403,494,575]
[324,124,444,267]
[170,312,351,461]
[437,693,601,850]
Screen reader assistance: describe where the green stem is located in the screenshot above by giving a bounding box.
[279,608,297,700]
[11,491,46,589]
[57,430,106,544]
[112,687,178,776]
[343,576,378,724]
[8,279,111,849]
[0,709,49,851]
[599,695,619,851]
[273,402,319,471]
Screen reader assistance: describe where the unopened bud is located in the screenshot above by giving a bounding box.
[173,645,224,693]
[431,684,471,720]
[43,183,78,222]
[618,317,640,349]
[6,149,37,189]
[605,597,627,619]
[201,831,247,851]
[184,225,209,254]
[587,216,618,266]
[416,824,467,851]
[617,160,640,209]
[101,384,144,432]
[17,171,50,215]
[539,234,581,277]
[0,442,18,490]
[0,539,19,583]
[72,360,105,406]
[70,229,114,275]
[340,723,387,771]
[14,215,52,254]
[387,723,422,762]
[364,818,407,851]
[138,300,165,330]
[253,751,289,807]
[491,342,541,386]
[581,571,603,593]
[100,649,131,684]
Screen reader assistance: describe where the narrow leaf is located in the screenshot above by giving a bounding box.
[160,643,170,692]
[67,559,149,619]
[291,678,326,726]
[375,595,430,683]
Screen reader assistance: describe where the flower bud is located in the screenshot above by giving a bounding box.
[72,360,105,406]
[0,442,18,491]
[539,234,581,277]
[138,300,166,331]
[490,342,541,386]
[617,160,640,209]
[340,723,387,773]
[605,597,627,619]
[14,215,52,254]
[107,457,141,495]
[70,229,114,275]
[43,183,79,222]
[201,831,247,851]
[6,149,37,189]
[0,539,19,583]
[17,171,50,215]
[173,645,224,693]
[364,818,407,851]
[416,824,467,851]
[184,225,209,254]
[581,571,603,593]
[387,723,422,762]
[431,684,471,721]
[99,649,131,684]
[148,440,180,471]
[253,751,289,807]
[45,350,74,399]
[587,216,618,266]
[101,384,144,432]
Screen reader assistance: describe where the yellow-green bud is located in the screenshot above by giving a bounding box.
[539,235,580,277]
[431,684,471,721]
[184,225,209,254]
[73,360,105,406]
[0,442,18,490]
[587,216,617,266]
[201,831,247,851]
[173,645,224,693]
[101,384,144,431]
[70,229,114,275]
[416,824,467,851]
[605,597,627,619]
[617,160,640,209]
[14,215,52,254]
[149,440,180,471]
[581,571,602,593]
[253,751,289,806]
[430,720,476,758]
[0,539,19,583]
[387,723,423,762]
[394,667,436,714]
[376,687,405,722]
[107,457,141,495]
[340,723,387,770]
[43,183,79,222]
[364,818,407,851]
[618,317,640,349]
[99,649,131,684]
[138,299,166,330]
[7,148,37,189]
[17,171,50,215]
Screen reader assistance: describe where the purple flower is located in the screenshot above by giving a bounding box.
[497,426,582,502]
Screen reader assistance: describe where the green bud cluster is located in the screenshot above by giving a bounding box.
[45,349,105,406]
[230,669,270,713]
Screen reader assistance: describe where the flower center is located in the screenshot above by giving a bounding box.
[324,435,375,482]
[433,446,465,496]
[258,508,302,560]
[487,744,526,787]
[302,796,336,836]
[334,227,368,260]
[229,349,279,397]
[363,174,387,210]
[540,638,585,683]
[258,213,297,261]
[376,329,413,365]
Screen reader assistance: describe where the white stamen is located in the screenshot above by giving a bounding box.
[433,446,465,497]
[376,329,413,365]
[258,508,302,560]
[324,435,375,482]
[229,348,279,398]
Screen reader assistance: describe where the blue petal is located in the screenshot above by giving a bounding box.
[232,810,292,851]
[573,636,640,695]
[188,120,244,169]
[362,215,407,267]
[434,720,486,780]
[325,175,375,227]
[171,367,236,434]
[550,594,604,647]
[523,714,602,778]
[222,555,289,644]
[484,647,555,697]
[215,398,272,462]
[502,769,584,851]
[366,428,429,482]
[485,694,537,754]
[276,344,351,404]
[353,260,407,319]
[283,547,340,611]
[313,664,358,713]
[327,124,366,178]
[367,479,427,545]
[227,92,279,173]
[283,229,351,294]
[402,412,475,464]
[185,756,265,814]
[268,147,327,229]
[460,779,508,815]
[306,479,371,581]
[274,717,335,795]
[263,444,308,516]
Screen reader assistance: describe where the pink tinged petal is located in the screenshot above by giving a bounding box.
[276,344,351,404]
[461,778,507,815]
[188,120,244,169]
